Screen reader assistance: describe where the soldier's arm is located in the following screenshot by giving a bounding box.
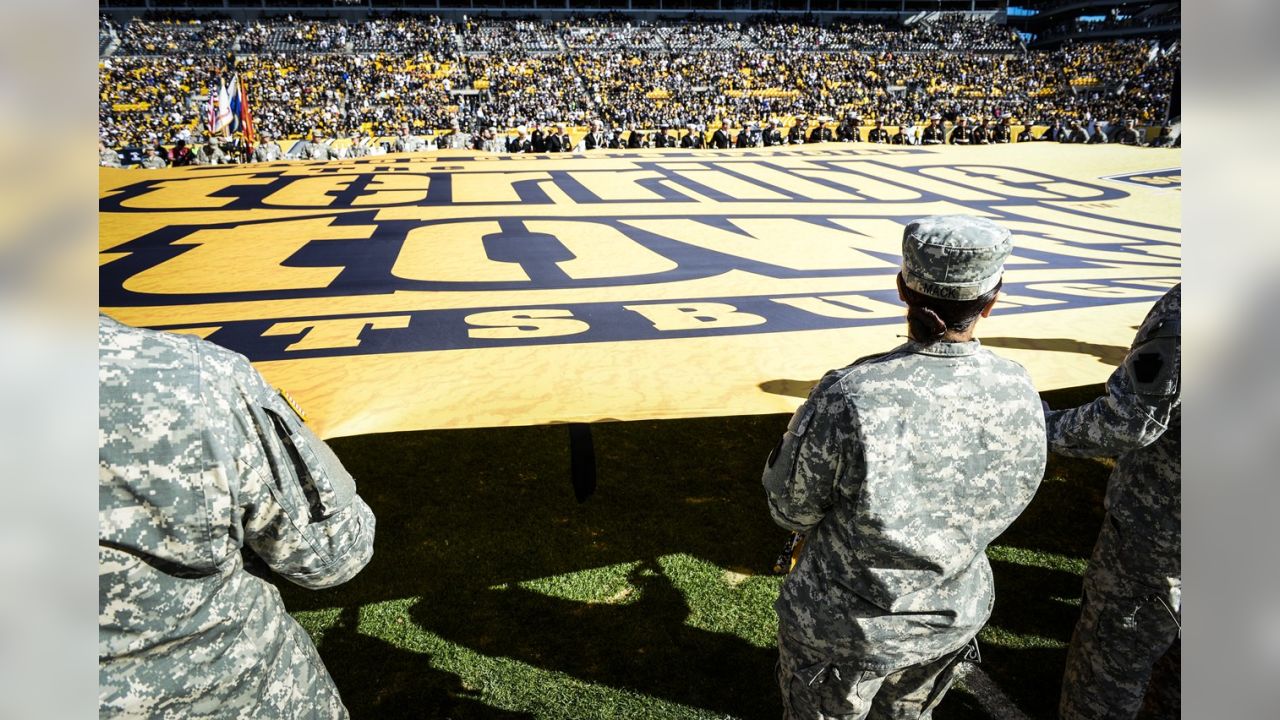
[1045,322,1180,458]
[208,351,376,590]
[762,373,857,533]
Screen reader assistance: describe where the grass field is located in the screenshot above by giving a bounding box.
[280,384,1113,720]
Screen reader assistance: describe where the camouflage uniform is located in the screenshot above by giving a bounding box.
[194,144,228,166]
[253,141,283,163]
[99,314,376,718]
[293,139,334,161]
[1048,285,1181,720]
[139,153,167,169]
[763,216,1047,720]
[394,133,423,153]
[100,146,122,168]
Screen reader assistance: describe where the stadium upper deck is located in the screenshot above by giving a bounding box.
[98,10,1178,150]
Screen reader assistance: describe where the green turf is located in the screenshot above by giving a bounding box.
[280,383,1112,720]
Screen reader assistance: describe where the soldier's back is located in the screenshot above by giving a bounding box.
[98,317,349,718]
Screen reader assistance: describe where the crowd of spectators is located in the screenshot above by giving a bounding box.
[99,12,1178,155]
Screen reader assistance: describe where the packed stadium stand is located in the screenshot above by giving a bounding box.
[98,2,1180,159]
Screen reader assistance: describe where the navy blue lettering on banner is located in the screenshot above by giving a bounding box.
[99,149,1181,359]
[1101,167,1181,190]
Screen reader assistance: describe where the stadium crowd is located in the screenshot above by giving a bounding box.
[98,12,1179,162]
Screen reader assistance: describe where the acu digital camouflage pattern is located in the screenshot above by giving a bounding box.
[99,314,376,718]
[1047,284,1181,720]
[900,215,1012,301]
[763,336,1046,717]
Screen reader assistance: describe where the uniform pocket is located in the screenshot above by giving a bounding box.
[262,406,356,521]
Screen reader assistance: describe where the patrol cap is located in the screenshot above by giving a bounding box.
[900,215,1011,301]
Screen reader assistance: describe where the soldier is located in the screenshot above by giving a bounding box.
[948,115,972,145]
[807,118,833,144]
[194,137,227,166]
[921,114,946,145]
[762,120,783,147]
[253,133,283,163]
[546,123,566,153]
[1062,120,1089,144]
[711,123,731,149]
[763,215,1047,720]
[139,146,167,169]
[583,120,607,150]
[892,119,919,145]
[394,124,421,153]
[1114,118,1143,146]
[507,126,532,154]
[786,117,806,145]
[1049,284,1181,720]
[99,140,122,168]
[347,132,370,158]
[681,123,705,149]
[970,119,991,145]
[837,114,861,142]
[991,117,1013,144]
[293,130,334,161]
[98,313,376,717]
[866,119,890,144]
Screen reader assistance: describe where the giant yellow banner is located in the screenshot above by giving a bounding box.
[100,144,1181,438]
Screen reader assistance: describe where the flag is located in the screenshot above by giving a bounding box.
[205,84,217,133]
[236,75,255,147]
[214,76,233,136]
[227,74,242,135]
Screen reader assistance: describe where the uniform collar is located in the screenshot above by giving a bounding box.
[901,338,983,357]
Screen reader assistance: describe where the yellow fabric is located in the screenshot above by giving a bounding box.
[100,144,1181,438]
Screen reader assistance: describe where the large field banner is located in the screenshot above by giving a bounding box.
[100,144,1181,438]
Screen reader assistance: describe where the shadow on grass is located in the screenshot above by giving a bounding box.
[279,384,1112,719]
[283,414,793,718]
[320,607,534,720]
[411,558,777,718]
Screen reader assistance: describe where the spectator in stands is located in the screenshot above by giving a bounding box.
[97,15,1178,156]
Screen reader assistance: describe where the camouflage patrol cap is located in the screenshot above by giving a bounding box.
[901,215,1011,301]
